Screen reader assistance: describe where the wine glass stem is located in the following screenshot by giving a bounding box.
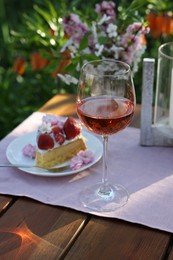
[102,135,108,185]
[99,135,111,196]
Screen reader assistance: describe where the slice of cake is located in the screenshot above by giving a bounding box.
[35,115,86,168]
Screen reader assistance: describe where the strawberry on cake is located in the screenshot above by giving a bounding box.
[35,115,86,168]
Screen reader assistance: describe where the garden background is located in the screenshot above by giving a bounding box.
[0,0,173,139]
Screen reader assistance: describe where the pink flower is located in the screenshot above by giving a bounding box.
[126,22,142,33]
[70,150,94,170]
[62,14,88,44]
[42,114,64,128]
[22,144,36,158]
[95,1,116,22]
[78,150,94,164]
[70,156,84,170]
[126,22,150,35]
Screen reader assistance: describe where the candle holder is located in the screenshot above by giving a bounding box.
[140,42,173,146]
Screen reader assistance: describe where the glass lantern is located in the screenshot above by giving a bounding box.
[154,42,173,138]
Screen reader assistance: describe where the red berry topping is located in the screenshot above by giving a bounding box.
[55,133,65,145]
[52,126,63,136]
[63,117,81,140]
[37,134,54,150]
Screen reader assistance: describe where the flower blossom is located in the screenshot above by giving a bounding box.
[103,45,123,59]
[106,23,117,38]
[38,122,52,133]
[62,14,88,44]
[70,150,94,170]
[119,22,149,48]
[126,22,150,35]
[97,14,111,26]
[57,73,78,85]
[22,144,36,159]
[95,44,104,56]
[60,39,78,56]
[95,1,116,22]
[52,1,150,85]
[42,114,64,128]
[116,22,149,72]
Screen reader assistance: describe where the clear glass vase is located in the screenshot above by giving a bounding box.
[154,42,173,138]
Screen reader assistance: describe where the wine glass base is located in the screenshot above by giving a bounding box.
[80,183,129,212]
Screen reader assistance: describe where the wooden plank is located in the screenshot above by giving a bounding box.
[0,195,14,215]
[0,197,88,259]
[39,94,77,117]
[65,216,171,260]
[167,238,173,259]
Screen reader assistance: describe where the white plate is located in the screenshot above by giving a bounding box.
[6,130,103,177]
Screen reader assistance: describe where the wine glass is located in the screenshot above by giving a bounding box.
[76,59,136,212]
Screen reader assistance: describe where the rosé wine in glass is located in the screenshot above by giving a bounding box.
[77,96,134,135]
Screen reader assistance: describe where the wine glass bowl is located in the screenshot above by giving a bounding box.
[76,59,135,212]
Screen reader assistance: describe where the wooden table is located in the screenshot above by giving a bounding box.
[0,94,172,259]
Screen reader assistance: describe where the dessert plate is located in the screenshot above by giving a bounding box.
[6,130,103,177]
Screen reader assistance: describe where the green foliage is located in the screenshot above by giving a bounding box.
[0,66,58,139]
[147,0,173,12]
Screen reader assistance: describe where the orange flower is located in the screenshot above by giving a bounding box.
[162,14,172,36]
[30,52,50,70]
[154,13,163,38]
[147,12,157,32]
[140,34,147,46]
[13,57,26,75]
[147,12,173,38]
[52,50,71,77]
[147,12,163,38]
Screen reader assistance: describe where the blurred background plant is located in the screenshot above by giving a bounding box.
[10,0,150,92]
[0,0,173,139]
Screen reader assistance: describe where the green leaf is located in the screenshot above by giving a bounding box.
[33,5,52,22]
[39,51,51,59]
[44,59,60,73]
[127,0,147,11]
[98,36,108,45]
[79,34,89,51]
[46,1,58,18]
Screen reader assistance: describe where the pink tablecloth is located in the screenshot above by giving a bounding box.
[0,112,173,233]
